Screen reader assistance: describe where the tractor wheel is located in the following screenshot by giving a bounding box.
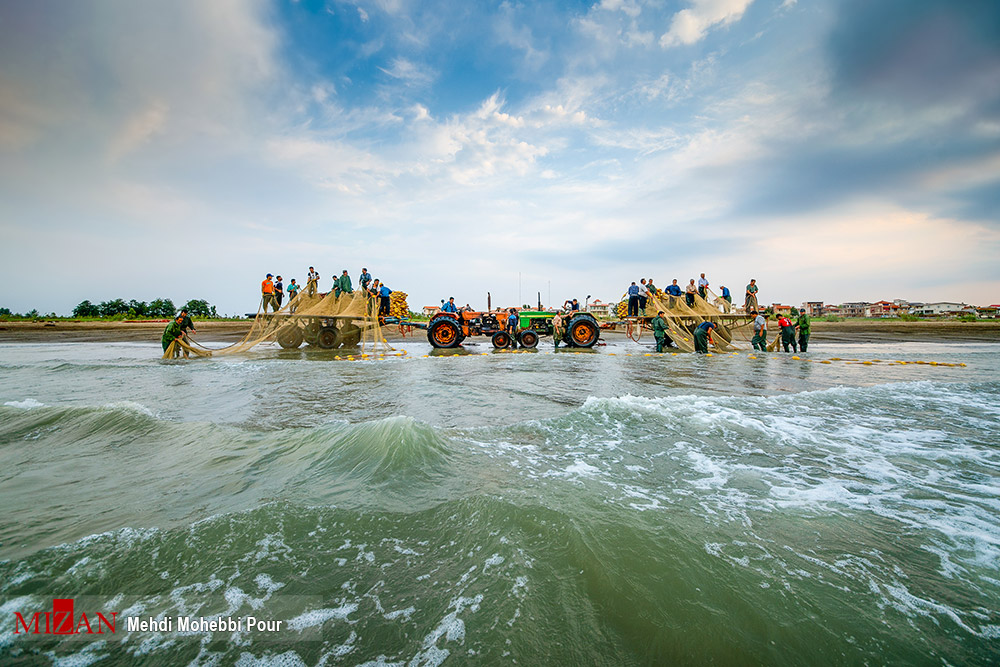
[428,319,462,348]
[277,325,304,349]
[339,323,362,348]
[518,330,539,348]
[491,331,512,349]
[303,319,321,345]
[568,317,599,348]
[317,326,341,349]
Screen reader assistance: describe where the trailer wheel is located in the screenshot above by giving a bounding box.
[428,319,461,348]
[317,326,341,349]
[491,331,512,349]
[339,323,362,347]
[277,325,304,349]
[568,317,599,348]
[518,330,539,348]
[303,319,321,345]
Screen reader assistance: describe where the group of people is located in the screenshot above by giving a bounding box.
[259,267,394,316]
[628,274,736,313]
[750,309,811,352]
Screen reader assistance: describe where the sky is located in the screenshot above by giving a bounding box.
[1,0,998,316]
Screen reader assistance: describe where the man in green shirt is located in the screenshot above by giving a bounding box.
[652,311,671,352]
[161,316,186,357]
[335,270,353,297]
[745,279,759,312]
[796,310,811,352]
[551,311,564,348]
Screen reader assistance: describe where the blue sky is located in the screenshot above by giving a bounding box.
[1,0,998,315]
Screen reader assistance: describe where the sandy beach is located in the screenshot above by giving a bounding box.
[1,318,998,345]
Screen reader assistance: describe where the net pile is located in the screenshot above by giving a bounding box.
[616,287,756,353]
[388,291,409,319]
[164,289,393,359]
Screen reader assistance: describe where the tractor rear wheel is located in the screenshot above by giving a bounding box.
[518,330,539,348]
[568,317,599,348]
[277,325,304,349]
[428,319,462,348]
[491,331,512,349]
[317,326,341,349]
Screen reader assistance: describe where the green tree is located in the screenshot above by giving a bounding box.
[73,300,101,318]
[127,300,149,317]
[99,299,129,317]
[148,298,176,318]
[183,299,212,317]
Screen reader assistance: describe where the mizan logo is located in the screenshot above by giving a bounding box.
[14,598,118,635]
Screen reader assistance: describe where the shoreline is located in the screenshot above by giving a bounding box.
[1,319,999,345]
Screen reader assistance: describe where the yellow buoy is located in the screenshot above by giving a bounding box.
[792,356,800,360]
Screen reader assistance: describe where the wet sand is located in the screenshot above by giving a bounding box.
[1,319,998,345]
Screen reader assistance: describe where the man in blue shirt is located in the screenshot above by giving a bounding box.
[378,282,392,317]
[506,308,519,346]
[441,297,457,313]
[694,320,717,354]
[665,279,682,308]
[358,268,372,291]
[627,282,640,317]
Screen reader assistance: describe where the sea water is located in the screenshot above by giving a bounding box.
[0,339,998,665]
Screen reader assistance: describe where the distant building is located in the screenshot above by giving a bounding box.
[911,302,971,316]
[801,301,824,316]
[866,301,900,318]
[587,299,612,317]
[977,305,1000,318]
[771,303,792,315]
[840,302,870,318]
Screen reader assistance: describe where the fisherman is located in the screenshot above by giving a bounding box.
[552,310,565,348]
[563,298,580,311]
[359,267,372,291]
[778,315,797,353]
[261,273,276,313]
[694,320,717,354]
[177,309,196,358]
[698,273,709,300]
[745,279,759,312]
[441,297,458,313]
[646,278,657,296]
[665,279,682,308]
[306,267,320,297]
[335,270,353,297]
[638,279,649,314]
[796,309,811,352]
[720,285,731,304]
[161,315,186,357]
[751,311,768,351]
[506,308,519,347]
[651,310,671,353]
[627,282,640,317]
[287,279,300,313]
[685,279,697,308]
[274,275,284,309]
[377,281,392,317]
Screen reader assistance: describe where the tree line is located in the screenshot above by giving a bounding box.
[72,298,218,319]
[0,299,218,320]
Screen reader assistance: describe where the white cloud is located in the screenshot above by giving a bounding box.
[107,101,169,162]
[660,0,755,47]
[377,57,435,86]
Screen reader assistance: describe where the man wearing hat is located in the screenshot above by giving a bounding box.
[261,273,276,313]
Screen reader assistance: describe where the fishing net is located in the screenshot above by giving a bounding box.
[615,286,757,352]
[163,289,395,359]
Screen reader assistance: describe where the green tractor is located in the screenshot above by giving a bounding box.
[410,309,601,349]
